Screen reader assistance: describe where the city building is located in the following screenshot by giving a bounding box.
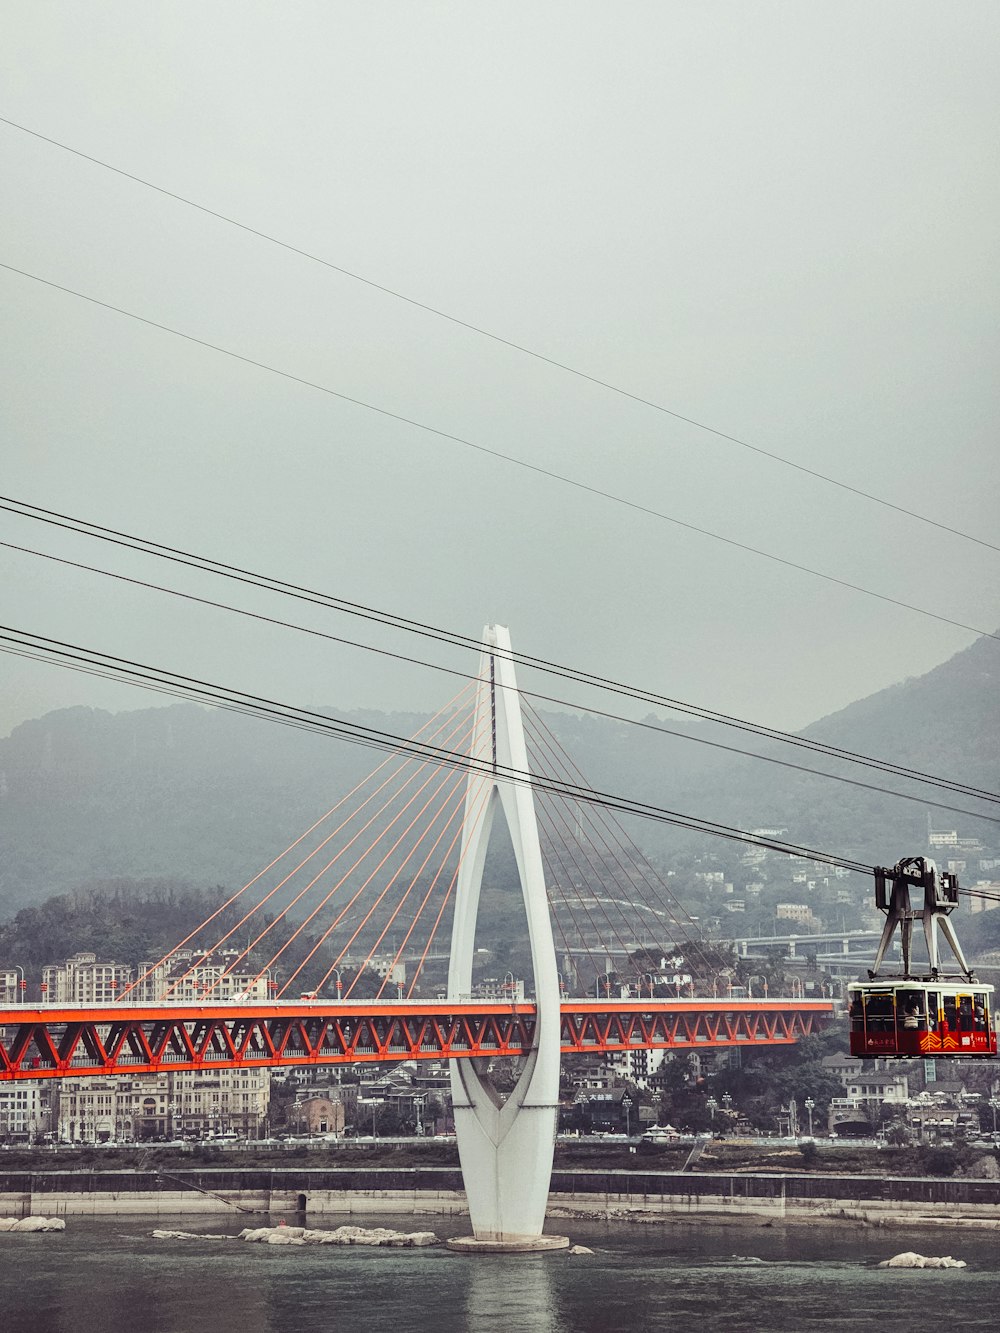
[54,1068,271,1141]
[288,1090,350,1136]
[775,903,821,931]
[0,1080,53,1142]
[57,1075,170,1142]
[131,949,272,1003]
[0,966,26,1004]
[41,952,133,1004]
[169,1068,270,1138]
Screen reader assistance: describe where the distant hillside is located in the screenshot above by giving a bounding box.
[603,632,1000,868]
[0,634,997,917]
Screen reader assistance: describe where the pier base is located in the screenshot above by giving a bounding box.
[445,1234,570,1255]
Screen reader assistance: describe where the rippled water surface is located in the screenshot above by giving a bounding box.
[1,1211,998,1332]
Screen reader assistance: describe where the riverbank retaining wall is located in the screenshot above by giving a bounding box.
[2,1167,999,1225]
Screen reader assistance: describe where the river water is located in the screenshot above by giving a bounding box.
[1,1211,998,1333]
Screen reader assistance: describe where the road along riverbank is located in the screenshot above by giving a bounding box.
[2,1166,999,1228]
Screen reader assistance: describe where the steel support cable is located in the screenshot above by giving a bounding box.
[118,688,467,1000]
[365,787,469,1000]
[170,689,476,994]
[537,852,591,998]
[530,783,616,971]
[536,785,702,983]
[527,744,653,977]
[384,767,493,997]
[536,714,757,975]
[961,889,1000,906]
[405,771,498,999]
[268,710,477,995]
[523,709,650,961]
[3,114,996,558]
[534,805,618,988]
[524,707,740,982]
[525,714,682,954]
[161,682,476,997]
[2,262,999,646]
[368,705,492,998]
[525,700,719,974]
[229,705,477,996]
[3,509,997,809]
[6,544,997,828]
[0,626,902,869]
[327,767,469,998]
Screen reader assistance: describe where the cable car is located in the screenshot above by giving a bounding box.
[848,981,996,1058]
[848,855,997,1060]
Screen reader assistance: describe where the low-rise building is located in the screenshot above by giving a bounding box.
[288,1090,352,1136]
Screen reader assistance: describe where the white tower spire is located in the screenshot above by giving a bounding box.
[446,625,567,1252]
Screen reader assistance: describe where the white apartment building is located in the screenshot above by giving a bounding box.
[0,967,26,1004]
[41,952,133,1004]
[132,949,271,1003]
[169,1067,270,1138]
[0,1081,53,1141]
[56,1068,271,1141]
[57,1076,171,1142]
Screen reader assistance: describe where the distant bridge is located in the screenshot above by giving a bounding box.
[731,930,884,959]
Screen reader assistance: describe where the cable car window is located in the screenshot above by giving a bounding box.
[927,992,939,1030]
[849,997,864,1032]
[958,996,973,1032]
[943,996,958,1030]
[972,995,987,1033]
[864,993,895,1031]
[900,995,922,1030]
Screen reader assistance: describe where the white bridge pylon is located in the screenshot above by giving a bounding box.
[446,625,567,1252]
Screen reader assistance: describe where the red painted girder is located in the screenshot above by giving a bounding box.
[0,999,833,1081]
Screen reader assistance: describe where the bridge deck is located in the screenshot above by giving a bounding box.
[0,999,833,1080]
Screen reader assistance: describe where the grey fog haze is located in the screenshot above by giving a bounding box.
[2,3,998,747]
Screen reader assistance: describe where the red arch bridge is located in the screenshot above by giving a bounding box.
[0,997,832,1081]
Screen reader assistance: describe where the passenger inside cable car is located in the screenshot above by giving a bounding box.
[848,982,996,1058]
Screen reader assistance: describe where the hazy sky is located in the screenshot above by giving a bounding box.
[2,3,998,745]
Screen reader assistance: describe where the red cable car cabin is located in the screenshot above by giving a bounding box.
[848,981,996,1058]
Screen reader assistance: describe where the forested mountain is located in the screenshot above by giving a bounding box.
[1,633,997,918]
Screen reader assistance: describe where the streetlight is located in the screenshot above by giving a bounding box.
[621,1091,634,1139]
[721,1092,733,1117]
[805,1097,815,1137]
[706,1096,718,1128]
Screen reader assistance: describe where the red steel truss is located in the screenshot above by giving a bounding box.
[0,998,832,1081]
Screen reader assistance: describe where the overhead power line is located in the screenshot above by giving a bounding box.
[3,113,998,559]
[2,260,998,648]
[3,493,997,805]
[0,622,877,876]
[3,535,999,828]
[3,492,997,809]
